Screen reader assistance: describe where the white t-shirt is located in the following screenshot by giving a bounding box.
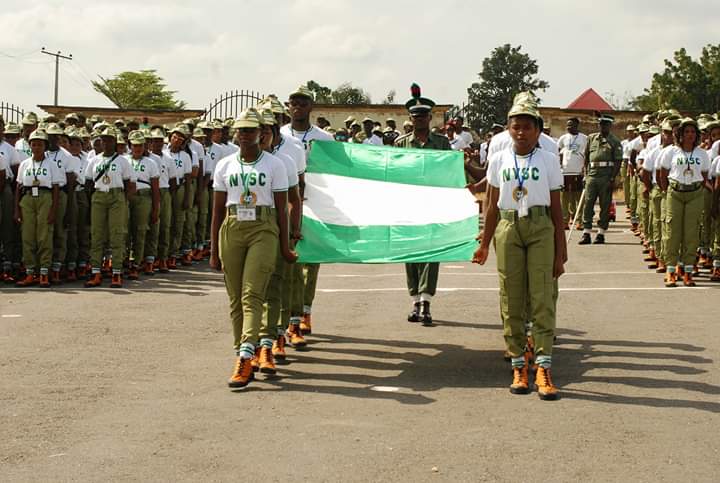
[362,134,383,146]
[487,147,563,210]
[659,145,710,184]
[642,145,665,185]
[213,151,289,208]
[189,139,205,169]
[280,124,334,154]
[557,132,588,175]
[712,156,720,179]
[458,130,474,146]
[204,142,225,176]
[449,136,469,151]
[488,130,559,158]
[16,155,65,188]
[46,148,79,188]
[15,138,32,161]
[637,148,648,170]
[710,140,720,161]
[85,153,135,191]
[646,134,661,151]
[273,136,306,175]
[129,155,160,190]
[273,150,299,188]
[164,148,192,182]
[628,136,644,155]
[0,140,20,180]
[621,139,632,160]
[74,153,89,191]
[149,152,177,189]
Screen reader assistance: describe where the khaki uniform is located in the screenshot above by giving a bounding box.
[394,131,451,297]
[20,190,55,273]
[582,132,623,231]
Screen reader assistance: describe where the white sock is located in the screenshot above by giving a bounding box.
[419,293,433,303]
[412,294,420,304]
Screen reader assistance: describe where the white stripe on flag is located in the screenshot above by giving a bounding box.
[304,173,478,227]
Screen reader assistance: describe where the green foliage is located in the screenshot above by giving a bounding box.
[92,70,186,110]
[633,45,720,112]
[465,44,549,131]
[304,81,371,104]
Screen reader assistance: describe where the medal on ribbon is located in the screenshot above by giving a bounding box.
[102,174,111,185]
[513,186,528,201]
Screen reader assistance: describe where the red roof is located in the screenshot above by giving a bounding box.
[567,88,614,111]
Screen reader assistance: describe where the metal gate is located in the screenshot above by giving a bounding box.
[203,90,264,121]
[0,101,24,124]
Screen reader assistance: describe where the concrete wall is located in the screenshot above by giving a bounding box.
[311,104,452,130]
[38,105,205,127]
[540,107,652,139]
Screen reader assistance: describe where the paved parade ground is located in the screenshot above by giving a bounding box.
[1,215,719,482]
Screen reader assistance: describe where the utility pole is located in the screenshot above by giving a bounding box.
[41,47,72,106]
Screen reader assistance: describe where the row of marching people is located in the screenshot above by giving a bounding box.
[624,112,720,285]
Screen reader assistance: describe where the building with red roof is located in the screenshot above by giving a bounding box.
[567,88,614,111]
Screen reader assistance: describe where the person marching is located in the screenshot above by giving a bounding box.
[621,124,637,219]
[84,127,136,288]
[165,126,192,269]
[45,123,80,283]
[127,130,160,279]
[64,128,87,281]
[1,117,22,282]
[209,109,297,388]
[280,85,334,337]
[578,114,623,245]
[658,118,711,287]
[14,129,63,287]
[557,118,588,229]
[473,92,566,400]
[198,121,225,257]
[394,84,451,326]
[146,128,177,273]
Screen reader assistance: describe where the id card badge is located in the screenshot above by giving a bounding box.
[236,207,256,222]
[517,195,529,218]
[31,186,39,197]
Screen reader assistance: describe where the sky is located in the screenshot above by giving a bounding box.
[0,0,715,115]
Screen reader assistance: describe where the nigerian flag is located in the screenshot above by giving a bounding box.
[296,141,478,264]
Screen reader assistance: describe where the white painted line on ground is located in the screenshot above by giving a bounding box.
[313,286,710,293]
[370,386,401,393]
[1,314,22,318]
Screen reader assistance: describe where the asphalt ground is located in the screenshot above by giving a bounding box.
[1,211,719,482]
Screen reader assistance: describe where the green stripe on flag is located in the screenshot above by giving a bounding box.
[307,141,466,188]
[296,216,478,264]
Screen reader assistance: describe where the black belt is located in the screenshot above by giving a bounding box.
[21,186,51,196]
[669,181,701,192]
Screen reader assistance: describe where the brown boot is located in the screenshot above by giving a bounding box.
[77,265,89,280]
[15,274,37,287]
[300,313,312,335]
[655,261,667,273]
[192,249,204,261]
[644,249,657,263]
[251,347,260,372]
[228,357,254,388]
[664,271,677,288]
[110,273,123,288]
[127,267,139,280]
[510,364,529,395]
[66,269,77,283]
[181,253,193,266]
[683,272,696,287]
[39,273,51,288]
[272,335,287,360]
[51,270,61,284]
[258,346,277,374]
[159,259,169,273]
[535,366,559,400]
[167,257,177,270]
[85,273,103,287]
[286,324,307,348]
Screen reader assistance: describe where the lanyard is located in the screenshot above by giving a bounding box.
[569,134,578,150]
[513,148,536,192]
[681,148,696,165]
[272,136,284,155]
[291,126,312,146]
[236,151,263,197]
[32,157,45,183]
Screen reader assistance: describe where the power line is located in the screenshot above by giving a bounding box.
[41,47,73,106]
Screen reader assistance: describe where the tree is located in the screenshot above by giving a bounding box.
[604,90,636,111]
[632,45,720,112]
[306,80,333,103]
[93,70,186,110]
[303,81,371,104]
[465,44,549,130]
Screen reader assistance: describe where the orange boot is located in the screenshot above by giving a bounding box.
[535,366,559,400]
[258,346,277,374]
[510,364,529,395]
[286,323,307,348]
[228,357,254,388]
[664,271,677,288]
[682,272,696,287]
[85,272,103,287]
[143,261,154,276]
[167,257,177,270]
[272,335,287,360]
[127,266,139,280]
[181,253,193,266]
[300,312,312,335]
[710,267,720,282]
[39,273,51,288]
[110,273,123,288]
[158,259,169,273]
[15,273,37,287]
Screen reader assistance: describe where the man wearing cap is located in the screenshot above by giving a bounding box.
[279,85,334,339]
[621,124,637,217]
[627,123,650,232]
[84,127,136,288]
[454,116,474,147]
[382,126,399,146]
[361,118,383,146]
[15,112,39,161]
[45,123,80,283]
[146,128,177,273]
[394,84,451,326]
[164,125,193,269]
[126,130,160,279]
[578,114,623,245]
[198,121,225,257]
[386,118,400,137]
[1,117,23,282]
[487,94,558,159]
[343,116,356,130]
[63,128,89,280]
[557,118,588,229]
[181,119,206,266]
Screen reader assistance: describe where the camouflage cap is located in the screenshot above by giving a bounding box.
[288,85,314,100]
[45,123,65,135]
[193,127,206,138]
[637,124,650,134]
[649,125,661,135]
[65,127,82,140]
[78,127,91,138]
[678,117,698,129]
[4,122,21,134]
[660,120,674,131]
[64,112,79,122]
[344,116,356,124]
[259,109,277,126]
[507,91,541,120]
[233,109,261,129]
[261,96,286,115]
[21,111,39,125]
[98,126,118,138]
[149,127,166,140]
[117,134,126,144]
[29,129,49,142]
[625,124,636,131]
[128,130,146,145]
[114,118,126,127]
[170,124,190,138]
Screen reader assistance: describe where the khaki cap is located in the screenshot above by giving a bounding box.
[403,120,413,127]
[288,85,314,100]
[98,126,117,138]
[259,109,277,126]
[64,112,79,121]
[21,112,39,125]
[261,96,286,114]
[4,122,21,134]
[661,120,674,131]
[65,127,82,139]
[344,116,356,124]
[170,124,190,138]
[116,135,126,144]
[679,117,698,129]
[45,123,65,135]
[507,92,541,120]
[193,127,206,138]
[649,125,660,135]
[149,128,166,139]
[625,124,636,131]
